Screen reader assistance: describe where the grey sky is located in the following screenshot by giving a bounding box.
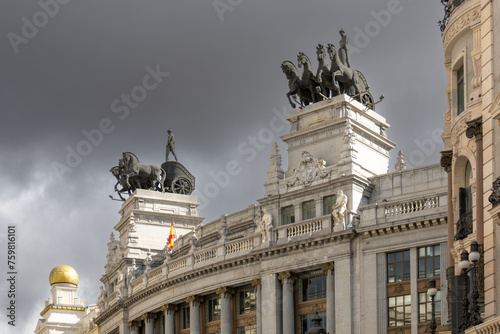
[0,0,447,332]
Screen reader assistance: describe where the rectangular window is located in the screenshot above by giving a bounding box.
[299,312,326,334]
[281,206,295,225]
[181,304,190,330]
[299,270,327,302]
[205,294,221,322]
[387,250,411,283]
[236,324,256,334]
[457,65,465,115]
[419,291,441,323]
[237,286,256,315]
[388,294,411,327]
[418,245,440,278]
[302,200,316,220]
[323,195,336,215]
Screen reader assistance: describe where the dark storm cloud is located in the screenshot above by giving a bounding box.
[0,0,447,332]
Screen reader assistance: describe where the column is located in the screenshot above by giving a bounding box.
[261,273,281,334]
[161,304,177,334]
[141,313,156,334]
[216,287,234,334]
[440,242,449,325]
[128,321,141,334]
[278,271,295,334]
[335,257,352,333]
[410,248,418,334]
[187,295,202,334]
[252,279,262,334]
[322,262,335,334]
[440,150,454,266]
[466,118,483,244]
[376,253,387,333]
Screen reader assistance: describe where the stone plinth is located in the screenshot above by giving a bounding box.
[115,189,204,260]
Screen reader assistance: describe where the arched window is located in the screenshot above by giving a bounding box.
[459,161,473,216]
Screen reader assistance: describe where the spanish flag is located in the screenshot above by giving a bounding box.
[168,221,176,250]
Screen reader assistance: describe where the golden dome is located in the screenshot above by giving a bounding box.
[49,265,79,286]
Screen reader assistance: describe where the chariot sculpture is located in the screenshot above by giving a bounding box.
[281,29,374,109]
[110,130,195,200]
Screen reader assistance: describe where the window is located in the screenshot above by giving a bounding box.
[323,195,336,215]
[299,271,326,302]
[388,295,411,327]
[236,324,256,334]
[237,286,256,315]
[299,312,326,334]
[459,161,473,215]
[302,200,316,220]
[418,245,440,278]
[387,250,410,283]
[457,65,465,115]
[205,294,221,322]
[180,304,190,330]
[419,291,441,324]
[281,206,295,225]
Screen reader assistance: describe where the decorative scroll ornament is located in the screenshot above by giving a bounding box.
[440,150,453,173]
[278,271,295,283]
[321,262,335,273]
[465,117,483,141]
[287,151,330,188]
[186,295,203,306]
[216,286,235,298]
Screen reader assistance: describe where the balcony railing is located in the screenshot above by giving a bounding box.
[439,0,468,32]
[454,211,473,240]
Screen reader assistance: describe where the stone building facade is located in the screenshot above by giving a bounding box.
[439,0,500,332]
[90,96,450,334]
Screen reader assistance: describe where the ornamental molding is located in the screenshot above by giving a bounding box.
[361,217,447,239]
[40,305,86,317]
[93,229,357,325]
[141,312,157,321]
[443,5,480,49]
[161,303,178,313]
[251,278,262,287]
[277,271,296,283]
[127,321,142,329]
[186,295,203,306]
[465,117,483,141]
[440,150,453,173]
[310,303,326,313]
[321,262,335,273]
[216,286,235,297]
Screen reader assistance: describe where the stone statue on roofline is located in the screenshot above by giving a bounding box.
[256,207,273,243]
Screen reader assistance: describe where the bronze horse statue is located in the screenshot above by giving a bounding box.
[281,60,319,109]
[120,152,166,192]
[327,43,360,97]
[316,44,340,98]
[297,52,320,103]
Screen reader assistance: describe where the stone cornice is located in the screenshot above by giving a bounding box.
[359,216,447,239]
[40,304,86,317]
[94,228,356,324]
